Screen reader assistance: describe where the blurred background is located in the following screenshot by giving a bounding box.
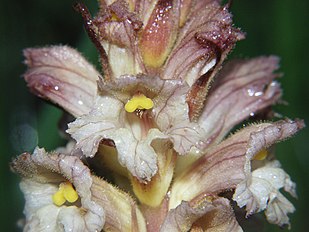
[0,0,308,231]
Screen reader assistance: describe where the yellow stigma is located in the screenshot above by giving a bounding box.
[52,182,79,206]
[125,94,154,113]
[253,149,268,161]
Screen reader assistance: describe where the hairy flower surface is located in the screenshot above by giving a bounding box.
[13,0,305,231]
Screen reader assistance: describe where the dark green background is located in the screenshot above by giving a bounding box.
[1,0,308,231]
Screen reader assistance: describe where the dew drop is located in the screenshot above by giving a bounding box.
[247,88,255,96]
[254,91,263,97]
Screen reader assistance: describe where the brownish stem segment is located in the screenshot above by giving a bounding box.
[73,3,112,81]
[186,40,221,122]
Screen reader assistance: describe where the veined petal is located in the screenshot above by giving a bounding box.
[95,1,142,48]
[199,56,282,149]
[231,119,304,227]
[98,74,167,101]
[11,148,105,232]
[23,46,100,117]
[67,96,122,157]
[162,1,244,120]
[103,43,144,77]
[161,198,242,232]
[169,119,304,210]
[153,80,205,155]
[109,128,168,181]
[163,1,244,82]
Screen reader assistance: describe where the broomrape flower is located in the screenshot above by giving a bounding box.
[12,0,304,231]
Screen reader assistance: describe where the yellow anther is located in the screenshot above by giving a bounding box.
[62,182,79,203]
[253,149,268,161]
[125,94,154,113]
[52,190,66,206]
[52,182,79,206]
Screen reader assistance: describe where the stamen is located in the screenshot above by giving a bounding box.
[253,149,268,160]
[52,181,79,206]
[125,94,154,113]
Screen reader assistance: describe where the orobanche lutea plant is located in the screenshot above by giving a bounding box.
[12,0,304,231]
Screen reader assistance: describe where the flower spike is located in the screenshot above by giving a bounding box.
[13,0,304,231]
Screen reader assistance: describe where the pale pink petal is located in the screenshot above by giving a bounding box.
[24,46,100,117]
[161,198,242,232]
[199,56,282,149]
[162,1,244,120]
[152,80,205,155]
[98,74,170,101]
[67,96,122,157]
[100,75,204,175]
[162,1,244,82]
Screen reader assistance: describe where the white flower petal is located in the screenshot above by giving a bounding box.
[233,160,296,228]
[68,95,168,181]
[109,128,168,181]
[23,204,62,232]
[153,80,205,154]
[20,180,58,223]
[67,96,123,157]
[265,192,295,228]
[58,207,88,232]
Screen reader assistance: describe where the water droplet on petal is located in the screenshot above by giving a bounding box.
[254,91,263,97]
[247,88,255,96]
